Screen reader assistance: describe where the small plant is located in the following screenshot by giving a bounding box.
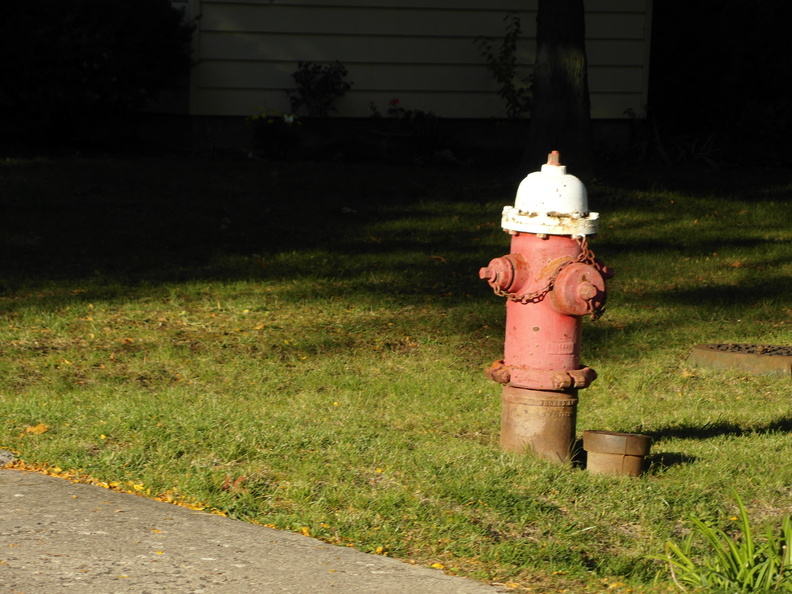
[475,12,531,119]
[651,491,792,592]
[369,98,438,136]
[368,98,443,161]
[246,109,302,159]
[287,60,352,117]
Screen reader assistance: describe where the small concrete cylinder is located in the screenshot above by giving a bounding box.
[583,430,652,477]
[500,385,578,464]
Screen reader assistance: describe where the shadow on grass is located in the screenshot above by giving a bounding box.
[636,417,792,472]
[594,164,792,202]
[646,416,792,442]
[645,452,697,471]
[644,279,792,308]
[598,235,790,260]
[1,159,506,272]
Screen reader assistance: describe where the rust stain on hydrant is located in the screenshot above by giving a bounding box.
[481,151,611,464]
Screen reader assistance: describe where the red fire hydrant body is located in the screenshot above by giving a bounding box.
[480,151,609,463]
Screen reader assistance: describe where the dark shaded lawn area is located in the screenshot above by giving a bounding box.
[2,155,790,292]
[0,158,514,290]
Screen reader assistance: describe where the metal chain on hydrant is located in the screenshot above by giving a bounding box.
[491,236,607,319]
[575,235,608,321]
[491,274,554,304]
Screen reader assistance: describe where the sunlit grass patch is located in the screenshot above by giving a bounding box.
[1,158,791,592]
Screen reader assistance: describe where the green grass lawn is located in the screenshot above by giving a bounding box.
[1,157,791,592]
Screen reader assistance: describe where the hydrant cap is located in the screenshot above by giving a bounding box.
[515,163,588,215]
[502,151,599,235]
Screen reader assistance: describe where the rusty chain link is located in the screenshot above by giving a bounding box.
[491,271,555,304]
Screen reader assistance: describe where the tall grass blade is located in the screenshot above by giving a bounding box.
[653,492,792,592]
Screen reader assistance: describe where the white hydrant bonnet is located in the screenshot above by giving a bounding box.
[501,151,599,235]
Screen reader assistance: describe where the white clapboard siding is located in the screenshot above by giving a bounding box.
[187,0,652,119]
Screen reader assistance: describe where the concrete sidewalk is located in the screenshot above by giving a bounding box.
[0,465,505,593]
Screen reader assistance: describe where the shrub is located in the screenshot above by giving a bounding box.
[0,0,194,142]
[246,109,302,159]
[287,61,352,118]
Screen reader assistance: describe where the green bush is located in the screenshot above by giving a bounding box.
[0,0,193,142]
[287,61,352,118]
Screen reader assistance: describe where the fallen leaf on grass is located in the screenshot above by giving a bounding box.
[24,423,49,435]
[221,474,247,493]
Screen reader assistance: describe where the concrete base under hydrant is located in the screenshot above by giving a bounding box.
[500,384,578,464]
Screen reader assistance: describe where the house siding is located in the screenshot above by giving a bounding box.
[187,0,652,119]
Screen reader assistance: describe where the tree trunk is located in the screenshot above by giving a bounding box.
[521,0,593,179]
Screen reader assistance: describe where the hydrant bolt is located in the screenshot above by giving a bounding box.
[578,281,597,301]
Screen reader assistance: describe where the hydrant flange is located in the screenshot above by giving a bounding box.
[485,360,597,390]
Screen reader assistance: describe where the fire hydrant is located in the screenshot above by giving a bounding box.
[480,151,610,463]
